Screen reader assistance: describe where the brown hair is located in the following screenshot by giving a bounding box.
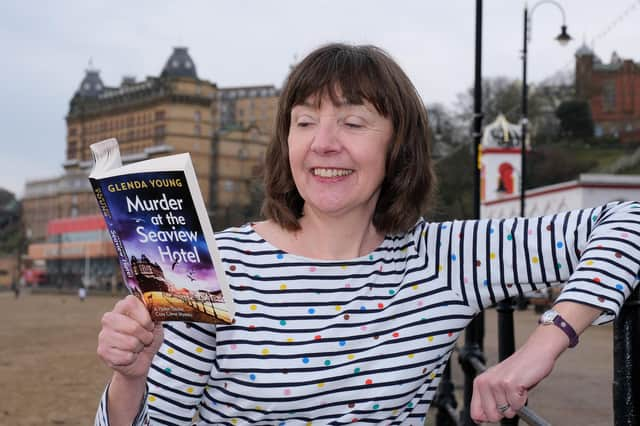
[262,43,436,234]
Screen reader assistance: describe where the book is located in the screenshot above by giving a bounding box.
[88,138,234,324]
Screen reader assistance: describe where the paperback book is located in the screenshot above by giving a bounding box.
[88,138,234,324]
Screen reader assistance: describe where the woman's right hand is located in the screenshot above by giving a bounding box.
[97,295,164,379]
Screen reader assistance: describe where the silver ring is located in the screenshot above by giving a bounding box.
[497,403,510,413]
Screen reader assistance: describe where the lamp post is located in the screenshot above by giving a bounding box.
[520,0,571,217]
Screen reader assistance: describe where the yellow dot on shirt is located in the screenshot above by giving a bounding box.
[250,304,257,311]
[428,336,434,342]
[412,284,419,290]
[148,395,156,402]
[195,347,203,353]
[317,382,325,388]
[341,265,347,270]
[438,265,444,272]
[408,353,415,359]
[280,284,287,290]
[231,419,238,425]
[335,306,342,311]
[347,354,355,360]
[430,372,436,379]
[490,252,496,260]
[262,348,270,355]
[186,387,194,393]
[586,260,594,266]
[287,337,295,342]
[306,422,313,426]
[392,409,399,415]
[166,348,174,355]
[255,405,263,411]
[532,256,539,263]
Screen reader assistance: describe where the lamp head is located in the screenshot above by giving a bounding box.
[556,25,572,46]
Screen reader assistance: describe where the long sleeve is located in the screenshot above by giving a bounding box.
[95,322,217,426]
[426,201,640,322]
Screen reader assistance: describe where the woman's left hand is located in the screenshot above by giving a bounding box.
[469,328,565,424]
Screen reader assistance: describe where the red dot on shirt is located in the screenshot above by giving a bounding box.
[448,331,453,337]
[594,277,601,283]
[229,265,236,271]
[598,297,605,302]
[378,303,384,309]
[314,335,322,340]
[392,332,400,338]
[615,252,622,258]
[365,379,373,385]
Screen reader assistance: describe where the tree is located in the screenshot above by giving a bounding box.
[555,100,594,140]
[0,188,23,255]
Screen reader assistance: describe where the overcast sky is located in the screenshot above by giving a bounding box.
[2,0,639,198]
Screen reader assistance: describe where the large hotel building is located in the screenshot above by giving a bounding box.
[23,47,278,288]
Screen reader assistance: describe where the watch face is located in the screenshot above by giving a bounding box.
[541,310,558,324]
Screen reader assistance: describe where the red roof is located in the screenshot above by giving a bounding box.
[47,215,107,235]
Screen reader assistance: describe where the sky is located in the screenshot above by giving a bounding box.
[1,0,639,198]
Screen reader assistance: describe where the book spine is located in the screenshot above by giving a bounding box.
[89,178,136,287]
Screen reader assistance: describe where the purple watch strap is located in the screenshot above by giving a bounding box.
[552,314,579,348]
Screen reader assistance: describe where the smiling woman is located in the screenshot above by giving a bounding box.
[94,43,640,426]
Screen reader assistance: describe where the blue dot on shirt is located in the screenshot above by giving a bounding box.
[339,340,346,346]
[302,357,309,364]
[451,254,457,261]
[249,374,256,381]
[276,253,284,260]
[489,228,494,234]
[308,308,315,314]
[557,242,564,249]
[616,284,624,290]
[360,305,366,311]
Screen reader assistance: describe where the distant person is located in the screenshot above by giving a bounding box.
[78,286,87,301]
[94,43,640,425]
[11,281,19,299]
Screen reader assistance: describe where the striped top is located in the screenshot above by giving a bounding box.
[96,202,640,426]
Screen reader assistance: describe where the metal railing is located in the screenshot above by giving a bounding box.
[433,287,640,425]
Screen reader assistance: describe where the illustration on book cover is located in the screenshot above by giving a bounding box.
[94,172,231,323]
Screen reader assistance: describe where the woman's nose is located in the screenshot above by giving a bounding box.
[310,120,341,154]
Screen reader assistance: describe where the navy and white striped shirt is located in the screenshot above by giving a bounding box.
[96,202,640,425]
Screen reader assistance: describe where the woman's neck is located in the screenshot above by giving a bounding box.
[295,210,384,260]
[254,209,385,261]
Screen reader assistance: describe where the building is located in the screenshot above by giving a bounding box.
[23,47,279,287]
[575,45,640,143]
[481,173,640,219]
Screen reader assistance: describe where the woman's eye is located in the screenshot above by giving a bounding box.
[345,122,363,129]
[297,121,313,128]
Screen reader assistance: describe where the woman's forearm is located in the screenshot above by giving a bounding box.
[106,372,147,426]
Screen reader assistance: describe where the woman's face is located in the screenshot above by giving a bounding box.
[288,92,393,221]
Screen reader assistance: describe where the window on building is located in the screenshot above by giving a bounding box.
[69,128,77,137]
[224,180,235,192]
[603,80,616,112]
[194,124,201,136]
[195,111,201,122]
[155,125,165,137]
[155,110,165,121]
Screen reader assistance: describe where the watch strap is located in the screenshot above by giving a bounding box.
[539,310,579,348]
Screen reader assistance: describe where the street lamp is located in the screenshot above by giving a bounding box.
[520,0,572,216]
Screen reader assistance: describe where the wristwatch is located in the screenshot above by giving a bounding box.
[538,309,579,348]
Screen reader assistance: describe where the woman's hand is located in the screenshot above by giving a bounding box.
[97,295,164,379]
[469,323,571,424]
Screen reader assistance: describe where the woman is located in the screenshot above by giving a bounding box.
[96,43,640,425]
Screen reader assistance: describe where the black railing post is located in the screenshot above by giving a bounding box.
[459,313,485,426]
[459,1,485,424]
[435,360,458,426]
[497,298,518,425]
[613,286,640,425]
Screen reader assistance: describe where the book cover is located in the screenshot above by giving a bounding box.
[89,138,234,324]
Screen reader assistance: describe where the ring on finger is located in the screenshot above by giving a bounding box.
[497,403,510,413]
